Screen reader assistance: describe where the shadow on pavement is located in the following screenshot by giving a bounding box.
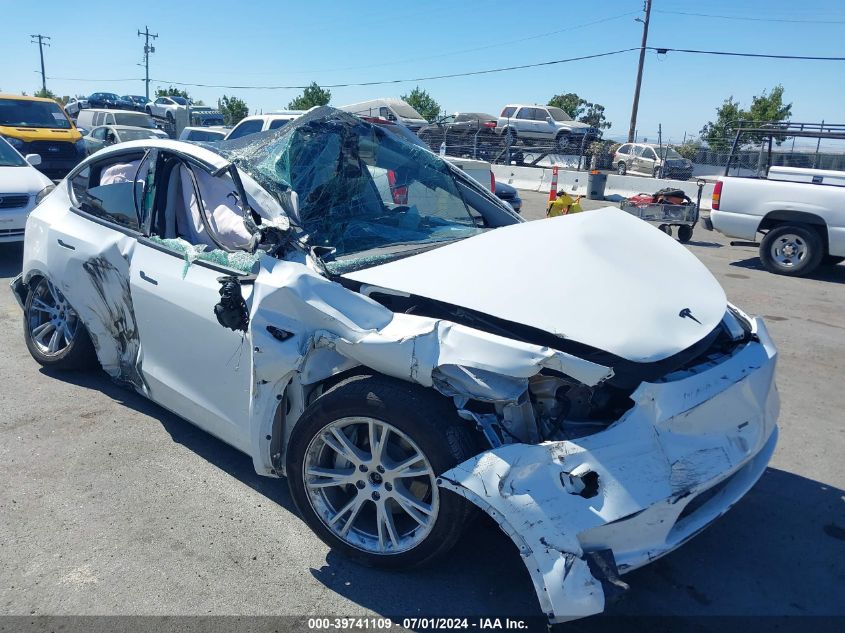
[685,240,722,249]
[0,243,24,278]
[730,256,845,284]
[38,366,295,512]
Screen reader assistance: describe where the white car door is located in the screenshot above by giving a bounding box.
[128,154,255,451]
[46,149,153,389]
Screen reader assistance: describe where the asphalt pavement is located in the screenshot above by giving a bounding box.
[0,192,843,630]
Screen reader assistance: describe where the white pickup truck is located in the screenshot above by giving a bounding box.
[708,166,845,276]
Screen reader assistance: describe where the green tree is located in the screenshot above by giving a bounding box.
[700,86,791,150]
[33,87,58,101]
[156,85,191,100]
[400,86,441,122]
[218,95,249,126]
[673,139,702,160]
[580,102,611,130]
[548,93,586,119]
[288,82,331,110]
[700,96,744,151]
[548,93,610,130]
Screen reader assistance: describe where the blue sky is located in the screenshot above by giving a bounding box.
[3,0,844,142]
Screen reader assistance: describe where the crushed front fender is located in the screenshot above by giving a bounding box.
[438,317,779,623]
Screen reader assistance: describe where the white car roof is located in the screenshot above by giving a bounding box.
[77,138,230,170]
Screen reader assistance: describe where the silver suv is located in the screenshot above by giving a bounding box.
[496,104,595,150]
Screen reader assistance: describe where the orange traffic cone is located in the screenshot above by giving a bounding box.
[548,166,559,202]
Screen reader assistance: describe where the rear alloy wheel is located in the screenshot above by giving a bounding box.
[617,162,627,175]
[23,277,97,369]
[287,375,476,569]
[760,224,823,276]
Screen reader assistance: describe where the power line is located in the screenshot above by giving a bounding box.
[654,9,845,24]
[45,45,845,92]
[649,47,845,61]
[145,49,641,89]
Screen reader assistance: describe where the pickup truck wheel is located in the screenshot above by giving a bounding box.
[760,224,823,276]
[677,225,694,243]
[823,255,844,266]
[287,374,476,570]
[617,162,627,175]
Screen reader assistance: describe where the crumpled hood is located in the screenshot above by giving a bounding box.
[344,208,727,363]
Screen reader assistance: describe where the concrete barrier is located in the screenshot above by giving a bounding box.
[493,165,714,209]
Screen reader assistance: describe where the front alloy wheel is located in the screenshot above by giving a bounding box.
[287,374,476,569]
[304,417,438,555]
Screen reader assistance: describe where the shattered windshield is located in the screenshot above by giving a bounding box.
[215,107,494,273]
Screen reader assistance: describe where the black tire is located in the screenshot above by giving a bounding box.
[677,225,694,243]
[23,276,98,370]
[659,224,673,236]
[145,106,153,115]
[503,127,517,145]
[822,255,844,266]
[759,224,824,276]
[617,162,627,175]
[166,111,174,122]
[287,374,477,570]
[652,166,661,178]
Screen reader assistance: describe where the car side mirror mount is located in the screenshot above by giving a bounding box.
[546,117,554,124]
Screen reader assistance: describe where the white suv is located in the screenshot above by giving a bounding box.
[224,111,306,141]
[496,104,595,150]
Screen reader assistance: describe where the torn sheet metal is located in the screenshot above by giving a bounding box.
[439,318,779,623]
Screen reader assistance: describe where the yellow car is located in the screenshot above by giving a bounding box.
[0,94,84,178]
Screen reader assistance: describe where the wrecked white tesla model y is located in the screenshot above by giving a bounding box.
[11,107,779,622]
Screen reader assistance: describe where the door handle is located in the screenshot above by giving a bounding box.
[57,239,76,250]
[139,270,158,285]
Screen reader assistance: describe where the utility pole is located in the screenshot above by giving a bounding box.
[627,0,652,143]
[137,26,158,100]
[30,34,51,94]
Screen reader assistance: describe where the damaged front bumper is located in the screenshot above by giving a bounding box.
[439,317,779,623]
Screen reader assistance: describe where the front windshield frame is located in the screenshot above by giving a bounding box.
[213,107,520,274]
[0,98,73,130]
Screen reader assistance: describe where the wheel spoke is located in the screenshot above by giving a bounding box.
[327,494,360,526]
[33,322,55,346]
[339,496,367,537]
[368,420,389,464]
[30,298,54,314]
[389,453,428,478]
[392,484,433,521]
[48,328,62,353]
[46,281,62,306]
[305,465,357,489]
[376,500,399,551]
[322,427,367,464]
